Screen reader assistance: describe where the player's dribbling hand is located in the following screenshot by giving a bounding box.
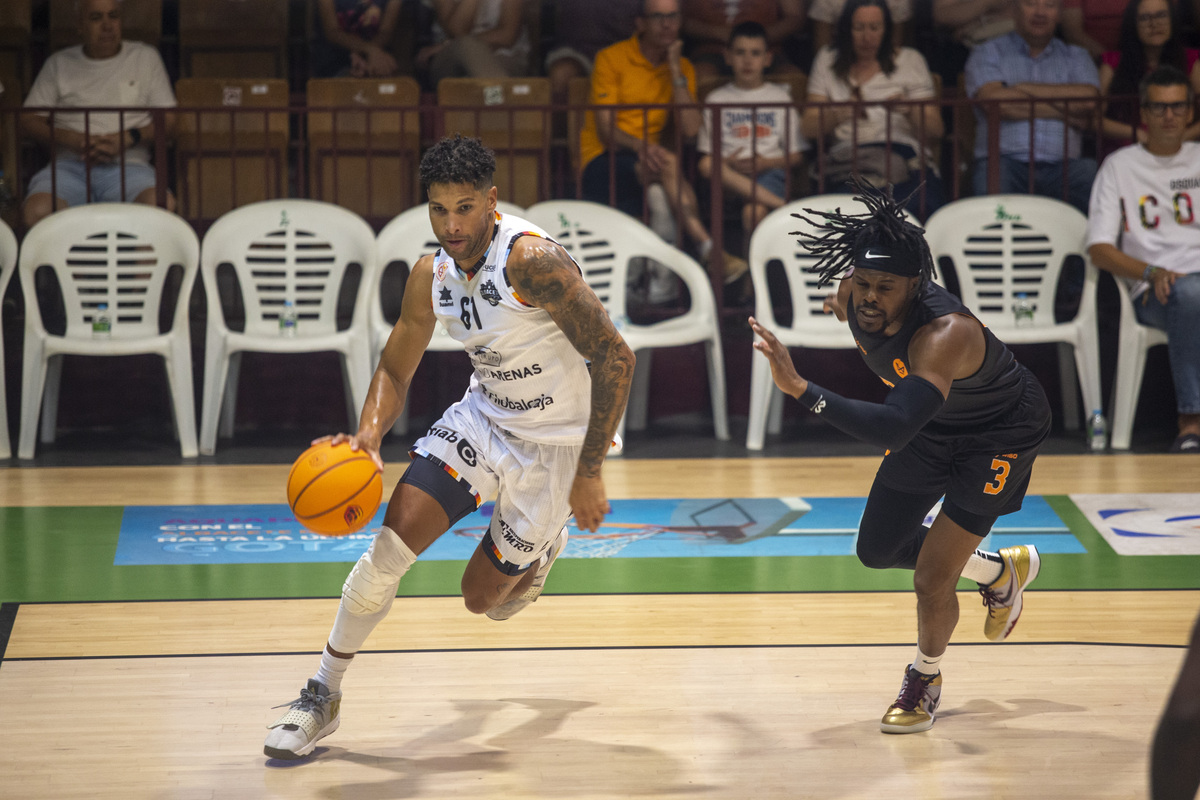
[316,432,385,472]
[823,291,847,321]
[569,475,610,533]
[749,316,808,399]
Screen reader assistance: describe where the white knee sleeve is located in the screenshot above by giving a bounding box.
[341,526,416,617]
[328,527,417,655]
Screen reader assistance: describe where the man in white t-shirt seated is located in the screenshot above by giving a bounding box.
[697,21,805,242]
[1087,65,1200,454]
[19,0,176,228]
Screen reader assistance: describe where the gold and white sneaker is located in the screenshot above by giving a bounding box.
[486,526,568,621]
[880,665,942,734]
[980,544,1041,642]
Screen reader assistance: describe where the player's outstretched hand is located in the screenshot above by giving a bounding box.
[749,316,808,399]
[313,432,385,472]
[570,474,611,533]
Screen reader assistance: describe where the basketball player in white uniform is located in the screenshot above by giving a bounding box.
[265,135,635,760]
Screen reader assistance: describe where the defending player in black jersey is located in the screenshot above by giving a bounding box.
[750,178,1052,734]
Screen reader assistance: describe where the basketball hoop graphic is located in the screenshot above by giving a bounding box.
[451,498,809,558]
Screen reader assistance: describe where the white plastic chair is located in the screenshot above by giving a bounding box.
[372,201,524,434]
[0,219,18,459]
[1109,275,1169,450]
[523,200,730,444]
[199,199,377,454]
[745,195,915,450]
[924,195,1102,432]
[16,203,200,459]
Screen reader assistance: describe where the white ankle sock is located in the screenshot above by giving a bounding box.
[913,647,943,676]
[960,549,1003,585]
[314,649,353,693]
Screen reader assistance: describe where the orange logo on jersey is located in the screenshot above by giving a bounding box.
[893,359,908,378]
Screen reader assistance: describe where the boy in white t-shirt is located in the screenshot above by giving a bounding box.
[19,0,176,228]
[1086,66,1200,453]
[697,21,805,241]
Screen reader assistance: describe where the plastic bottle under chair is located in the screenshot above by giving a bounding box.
[1087,410,1107,452]
[92,303,112,338]
[279,300,298,337]
[1012,293,1035,327]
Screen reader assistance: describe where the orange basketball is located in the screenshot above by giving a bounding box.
[287,440,383,536]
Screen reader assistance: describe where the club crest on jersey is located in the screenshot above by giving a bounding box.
[893,359,908,378]
[471,346,502,367]
[438,287,454,307]
[436,262,447,281]
[479,280,502,306]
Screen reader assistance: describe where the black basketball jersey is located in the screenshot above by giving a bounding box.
[846,281,1030,433]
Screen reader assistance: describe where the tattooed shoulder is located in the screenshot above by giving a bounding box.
[507,238,578,309]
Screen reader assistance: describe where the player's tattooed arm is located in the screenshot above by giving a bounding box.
[508,237,635,475]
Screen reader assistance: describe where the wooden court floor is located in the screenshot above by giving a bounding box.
[1,454,1198,799]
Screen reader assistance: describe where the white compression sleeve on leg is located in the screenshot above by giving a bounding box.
[327,526,416,654]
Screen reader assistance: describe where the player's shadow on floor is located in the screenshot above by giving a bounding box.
[268,697,716,799]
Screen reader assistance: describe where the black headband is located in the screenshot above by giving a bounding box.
[850,242,923,277]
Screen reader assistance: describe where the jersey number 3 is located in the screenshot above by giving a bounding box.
[460,297,483,330]
[984,458,1010,496]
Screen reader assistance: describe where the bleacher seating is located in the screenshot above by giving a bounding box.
[0,0,31,96]
[174,77,291,222]
[178,0,289,79]
[306,76,422,222]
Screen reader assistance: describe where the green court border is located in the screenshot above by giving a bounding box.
[3,496,1199,603]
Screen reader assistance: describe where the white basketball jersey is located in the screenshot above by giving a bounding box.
[429,211,592,445]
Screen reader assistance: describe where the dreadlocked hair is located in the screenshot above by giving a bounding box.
[792,174,935,287]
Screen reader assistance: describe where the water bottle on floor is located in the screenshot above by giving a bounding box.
[1087,409,1107,452]
[92,303,111,339]
[280,300,297,337]
[1012,293,1034,327]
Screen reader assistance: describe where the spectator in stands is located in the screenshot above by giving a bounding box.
[809,0,910,52]
[698,21,805,239]
[417,0,532,85]
[1098,0,1200,144]
[310,0,403,79]
[20,0,175,228]
[803,0,945,219]
[580,0,750,288]
[1087,66,1200,454]
[544,0,641,109]
[964,0,1099,214]
[682,0,806,82]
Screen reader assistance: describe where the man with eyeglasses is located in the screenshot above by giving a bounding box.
[1087,65,1200,453]
[965,0,1100,214]
[579,0,750,297]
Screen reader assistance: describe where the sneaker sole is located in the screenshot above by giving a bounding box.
[880,716,935,734]
[263,716,340,760]
[994,545,1041,642]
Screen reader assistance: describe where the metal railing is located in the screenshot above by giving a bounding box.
[0,91,1131,287]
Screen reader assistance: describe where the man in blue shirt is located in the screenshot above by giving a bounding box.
[964,0,1100,213]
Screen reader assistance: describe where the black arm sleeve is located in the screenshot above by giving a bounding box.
[798,375,947,451]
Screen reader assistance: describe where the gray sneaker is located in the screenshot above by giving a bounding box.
[264,679,341,760]
[487,526,569,620]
